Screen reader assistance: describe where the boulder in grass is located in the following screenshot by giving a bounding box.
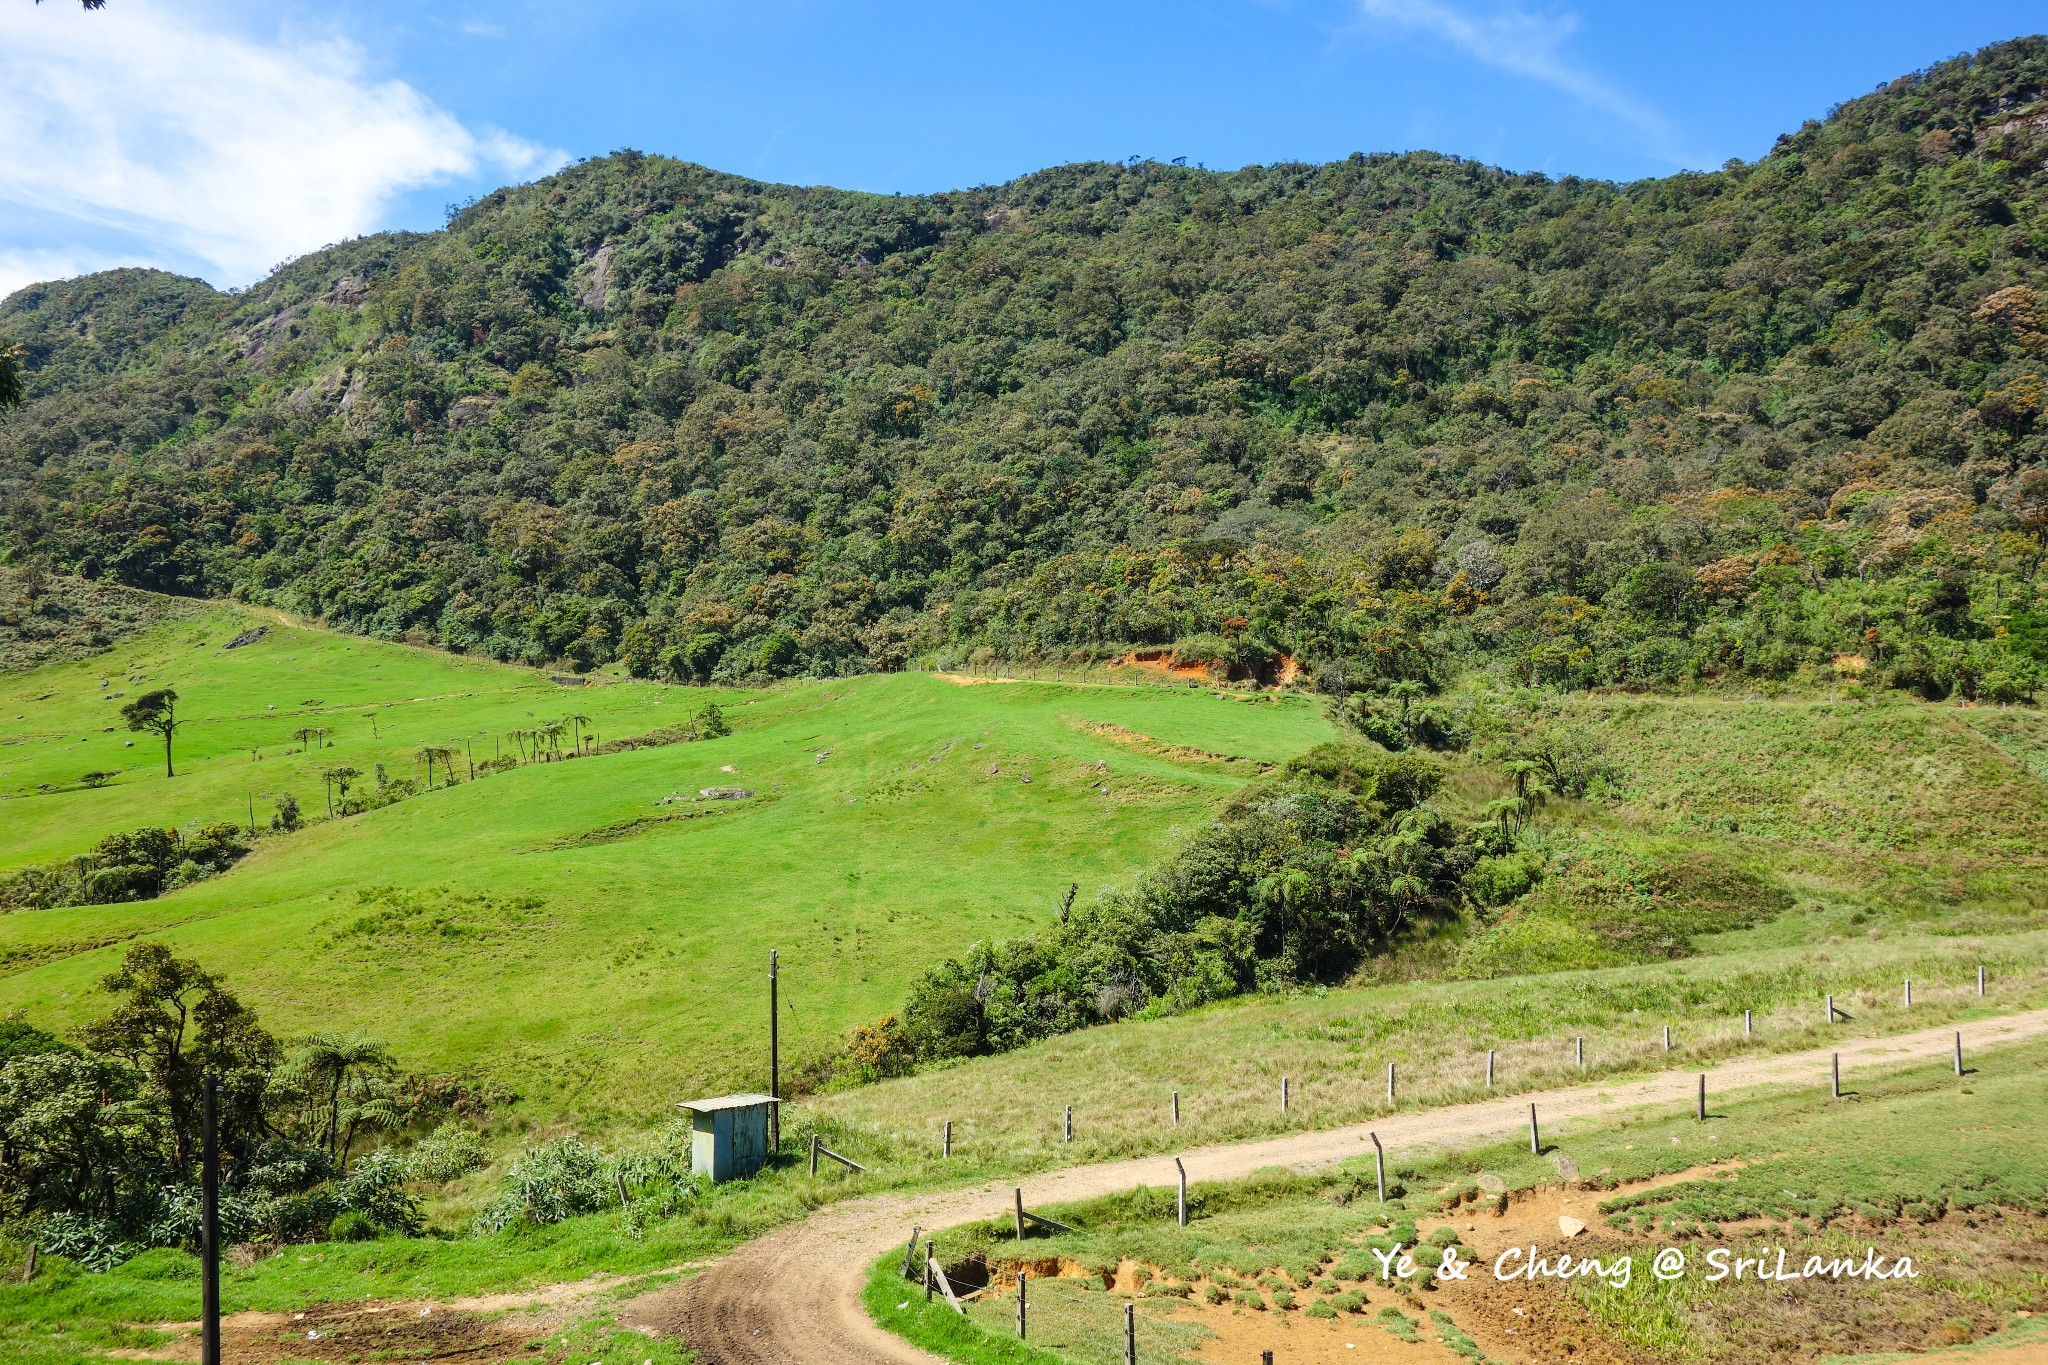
[699,786,756,800]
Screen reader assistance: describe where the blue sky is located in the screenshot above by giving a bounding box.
[2,1,2043,297]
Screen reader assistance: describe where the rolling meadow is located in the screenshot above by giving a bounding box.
[0,598,1335,1120]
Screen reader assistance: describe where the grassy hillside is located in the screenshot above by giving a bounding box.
[809,685,2048,1164]
[0,604,1335,1120]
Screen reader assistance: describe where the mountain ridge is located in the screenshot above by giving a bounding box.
[3,36,2047,699]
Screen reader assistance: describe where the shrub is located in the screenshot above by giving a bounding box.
[474,1138,614,1232]
[402,1122,490,1183]
[336,1151,423,1235]
[328,1209,377,1242]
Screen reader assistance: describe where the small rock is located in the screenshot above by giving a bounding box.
[719,764,738,773]
[1553,1153,1580,1182]
[1476,1173,1507,1195]
[1020,773,1032,783]
[699,786,756,800]
[1558,1216,1586,1238]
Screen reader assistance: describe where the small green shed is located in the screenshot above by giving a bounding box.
[677,1093,779,1183]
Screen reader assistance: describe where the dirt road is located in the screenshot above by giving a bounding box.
[668,1008,2048,1364]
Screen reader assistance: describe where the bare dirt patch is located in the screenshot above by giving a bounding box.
[114,1301,553,1364]
[1110,651,1222,683]
[1078,720,1262,768]
[109,1272,672,1364]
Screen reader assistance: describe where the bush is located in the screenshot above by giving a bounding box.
[402,1122,490,1183]
[336,1151,423,1235]
[1465,850,1544,908]
[36,1213,138,1272]
[328,1210,377,1242]
[474,1138,615,1232]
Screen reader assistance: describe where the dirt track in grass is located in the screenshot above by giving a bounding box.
[661,1008,2048,1364]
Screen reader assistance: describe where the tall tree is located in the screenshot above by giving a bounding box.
[79,942,278,1177]
[121,688,180,778]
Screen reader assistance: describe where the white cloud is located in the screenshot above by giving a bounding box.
[1355,0,1683,165]
[0,2,566,292]
[0,247,130,304]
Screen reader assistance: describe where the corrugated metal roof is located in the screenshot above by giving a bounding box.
[676,1093,780,1112]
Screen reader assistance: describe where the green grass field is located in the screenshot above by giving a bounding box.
[9,602,2048,1361]
[0,605,1335,1120]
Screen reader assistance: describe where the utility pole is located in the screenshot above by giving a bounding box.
[202,1075,220,1365]
[769,950,780,1154]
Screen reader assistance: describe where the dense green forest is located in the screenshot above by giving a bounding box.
[6,40,2048,699]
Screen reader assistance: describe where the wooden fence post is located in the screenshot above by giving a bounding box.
[1486,1049,1495,1088]
[1528,1103,1540,1155]
[943,1121,952,1159]
[1281,1076,1289,1114]
[1175,1157,1188,1227]
[1825,994,1835,1024]
[1575,1036,1584,1068]
[1744,1009,1752,1037]
[1663,1024,1672,1051]
[1123,1300,1136,1365]
[1697,1074,1706,1122]
[202,1075,219,1365]
[809,1133,820,1177]
[1065,1105,1073,1142]
[1978,965,1987,997]
[1386,1061,1396,1105]
[1015,1187,1026,1241]
[1370,1131,1386,1203]
[1171,1090,1179,1126]
[1954,1031,1965,1077]
[1831,1052,1841,1099]
[902,1227,921,1280]
[1017,1269,1027,1340]
[1903,978,1912,1008]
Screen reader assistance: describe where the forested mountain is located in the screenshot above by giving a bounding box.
[5,39,2048,698]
